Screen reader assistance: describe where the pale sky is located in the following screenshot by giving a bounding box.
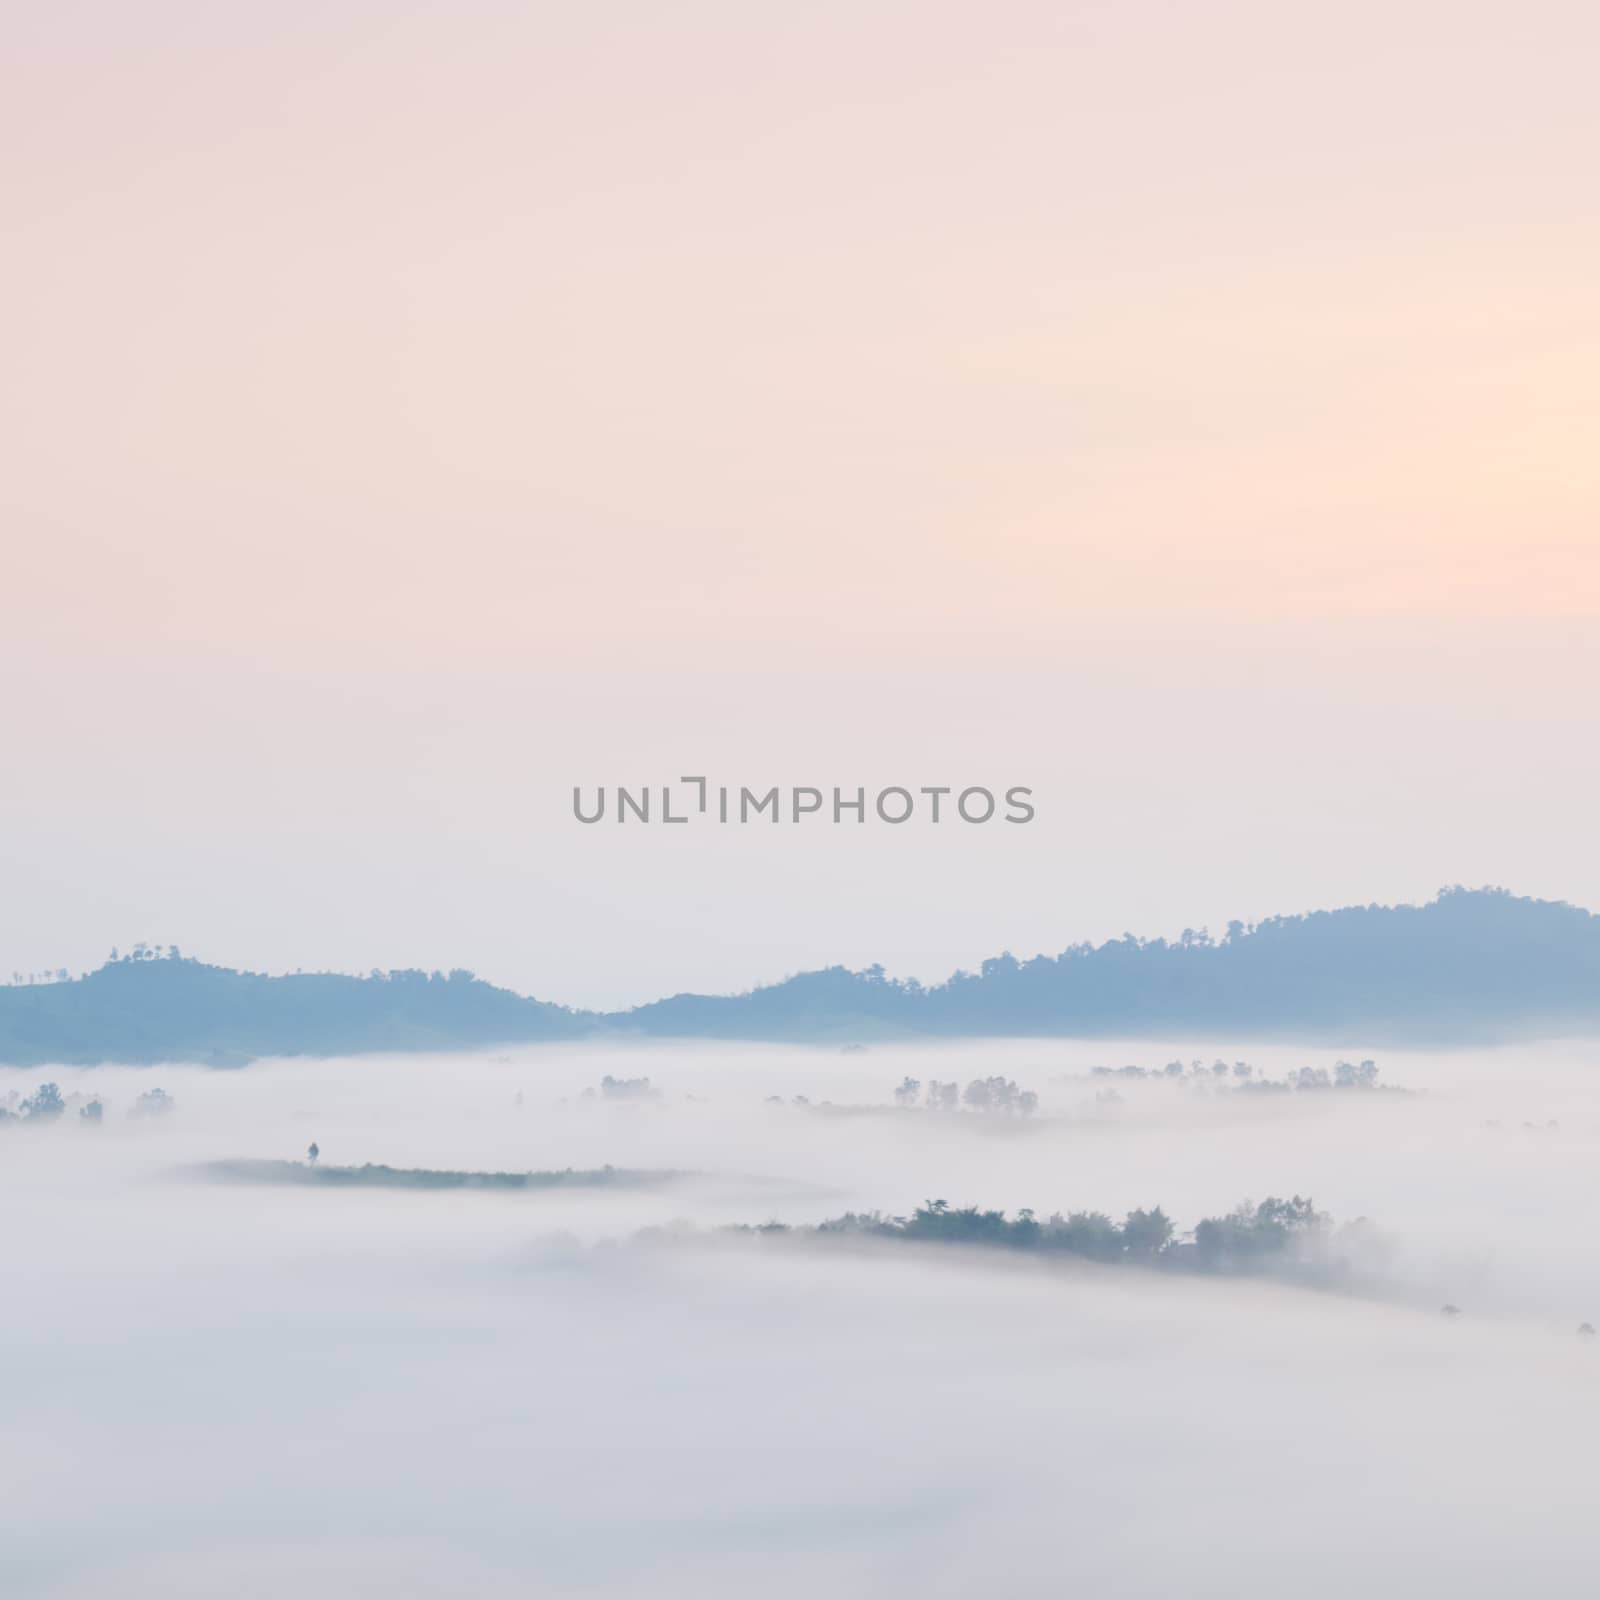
[3,1,1597,1006]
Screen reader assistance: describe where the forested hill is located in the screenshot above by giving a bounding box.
[617,888,1600,1043]
[0,958,588,1066]
[3,889,1598,1064]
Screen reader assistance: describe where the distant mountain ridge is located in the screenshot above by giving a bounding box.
[622,887,1600,1043]
[0,961,587,1067]
[2,888,1598,1065]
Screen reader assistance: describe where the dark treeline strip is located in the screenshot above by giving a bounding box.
[197,1159,685,1191]
[729,1196,1391,1281]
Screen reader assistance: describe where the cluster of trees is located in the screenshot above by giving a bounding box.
[1,1082,74,1120]
[769,1077,1043,1116]
[0,1083,173,1124]
[1089,1058,1385,1091]
[892,1076,1040,1115]
[108,943,184,964]
[737,1194,1382,1282]
[584,1075,662,1103]
[1292,1060,1382,1091]
[818,1198,1178,1260]
[5,943,194,982]
[1092,1058,1259,1081]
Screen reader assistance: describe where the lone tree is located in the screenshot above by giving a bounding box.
[24,1083,65,1120]
[307,1142,320,1166]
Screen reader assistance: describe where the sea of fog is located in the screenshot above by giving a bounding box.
[5,1038,1600,1597]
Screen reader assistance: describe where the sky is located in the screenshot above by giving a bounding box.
[3,0,1597,1006]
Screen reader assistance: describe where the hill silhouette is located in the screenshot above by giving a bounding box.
[0,958,586,1066]
[622,886,1600,1043]
[2,888,1597,1065]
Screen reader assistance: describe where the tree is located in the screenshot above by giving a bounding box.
[1334,1058,1380,1089]
[600,1075,659,1102]
[307,1142,320,1166]
[1193,1196,1327,1272]
[1121,1206,1174,1260]
[24,1082,65,1119]
[1046,1210,1122,1262]
[962,1076,1030,1114]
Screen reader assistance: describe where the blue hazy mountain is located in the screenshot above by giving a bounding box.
[0,959,588,1066]
[620,886,1600,1043]
[2,888,1597,1064]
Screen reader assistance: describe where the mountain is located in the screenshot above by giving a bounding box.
[0,959,587,1066]
[3,888,1598,1065]
[619,887,1600,1043]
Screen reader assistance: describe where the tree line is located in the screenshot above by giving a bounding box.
[734,1195,1389,1282]
[1,1084,174,1123]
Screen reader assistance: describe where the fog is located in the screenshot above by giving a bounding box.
[6,1038,1600,1596]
